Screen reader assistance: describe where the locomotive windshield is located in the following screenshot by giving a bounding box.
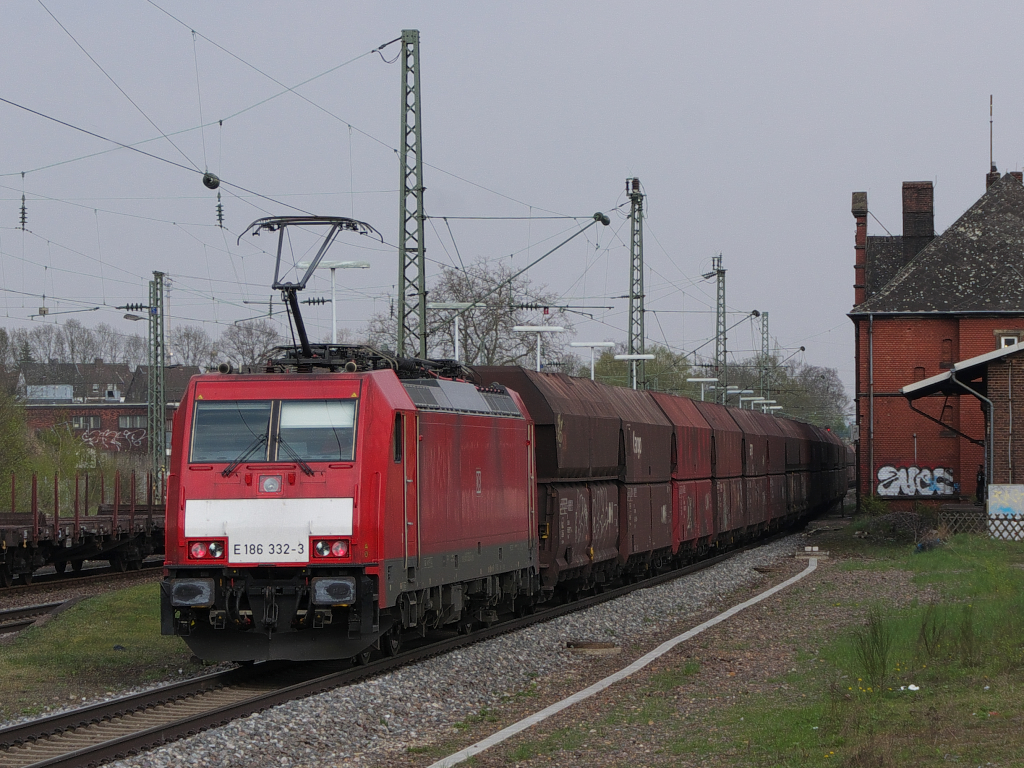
[190,401,272,462]
[279,400,356,461]
[190,398,357,463]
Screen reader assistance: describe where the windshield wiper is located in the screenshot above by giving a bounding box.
[221,434,268,477]
[276,436,315,476]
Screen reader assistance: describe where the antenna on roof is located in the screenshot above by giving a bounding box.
[990,94,994,173]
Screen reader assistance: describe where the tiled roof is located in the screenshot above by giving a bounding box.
[124,365,200,403]
[851,173,1024,314]
[19,361,133,399]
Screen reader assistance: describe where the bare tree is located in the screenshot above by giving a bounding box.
[367,258,573,365]
[220,318,283,368]
[93,323,126,364]
[122,334,148,370]
[169,325,217,368]
[26,325,61,363]
[0,329,11,371]
[59,319,99,363]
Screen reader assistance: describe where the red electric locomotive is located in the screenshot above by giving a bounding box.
[160,357,539,661]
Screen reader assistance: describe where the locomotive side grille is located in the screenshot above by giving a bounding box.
[402,380,523,418]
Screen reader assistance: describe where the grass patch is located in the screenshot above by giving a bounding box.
[0,583,196,720]
[509,726,587,761]
[710,535,1024,766]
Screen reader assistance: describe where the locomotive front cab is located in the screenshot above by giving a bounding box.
[161,374,383,661]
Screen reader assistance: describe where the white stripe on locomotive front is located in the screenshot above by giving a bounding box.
[184,498,354,564]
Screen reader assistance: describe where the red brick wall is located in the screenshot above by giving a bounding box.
[988,354,1024,485]
[852,316,1013,502]
[25,404,176,455]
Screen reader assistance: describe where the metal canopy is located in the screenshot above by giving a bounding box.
[899,341,1024,400]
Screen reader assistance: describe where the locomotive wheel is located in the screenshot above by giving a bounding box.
[457,619,475,635]
[352,648,373,666]
[382,626,402,657]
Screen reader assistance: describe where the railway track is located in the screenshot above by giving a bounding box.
[0,603,65,635]
[0,542,760,768]
[0,562,162,604]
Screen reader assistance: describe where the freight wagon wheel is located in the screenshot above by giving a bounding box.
[54,561,68,575]
[382,626,402,657]
[0,567,12,588]
[19,571,32,585]
[109,554,128,573]
[71,560,84,574]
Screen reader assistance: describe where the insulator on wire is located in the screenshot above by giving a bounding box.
[216,192,224,228]
[19,194,26,230]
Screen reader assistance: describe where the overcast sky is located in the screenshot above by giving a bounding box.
[2,1,1022,400]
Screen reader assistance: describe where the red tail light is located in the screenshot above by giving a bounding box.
[188,540,226,560]
[312,538,350,559]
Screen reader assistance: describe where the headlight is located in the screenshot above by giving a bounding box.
[170,578,216,607]
[260,475,282,493]
[310,577,356,605]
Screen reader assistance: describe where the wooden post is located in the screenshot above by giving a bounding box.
[112,470,120,532]
[31,475,38,546]
[53,475,59,542]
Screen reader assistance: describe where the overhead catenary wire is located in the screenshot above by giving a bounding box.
[36,0,201,173]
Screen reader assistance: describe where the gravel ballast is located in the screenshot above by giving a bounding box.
[108,535,808,768]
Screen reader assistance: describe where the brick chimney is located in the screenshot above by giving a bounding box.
[1012,172,1023,184]
[987,164,1001,188]
[852,191,868,306]
[902,181,934,264]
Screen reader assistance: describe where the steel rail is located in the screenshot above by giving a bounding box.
[0,562,162,599]
[0,533,790,768]
[0,603,64,635]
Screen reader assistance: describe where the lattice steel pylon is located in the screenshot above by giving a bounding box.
[148,272,166,492]
[627,178,646,389]
[760,311,770,401]
[711,255,726,403]
[396,29,427,359]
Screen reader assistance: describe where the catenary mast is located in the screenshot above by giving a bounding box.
[397,29,427,359]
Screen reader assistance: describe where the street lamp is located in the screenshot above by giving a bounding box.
[296,260,370,343]
[686,377,718,401]
[740,396,766,409]
[513,326,565,372]
[428,302,474,362]
[570,341,616,380]
[614,353,656,390]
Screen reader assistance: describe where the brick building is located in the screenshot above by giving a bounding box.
[19,361,200,455]
[849,171,1024,504]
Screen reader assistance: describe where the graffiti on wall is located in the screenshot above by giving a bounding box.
[81,429,147,452]
[877,465,955,497]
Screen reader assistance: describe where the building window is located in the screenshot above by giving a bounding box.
[71,415,102,430]
[1000,335,1019,348]
[940,339,953,367]
[118,415,146,429]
